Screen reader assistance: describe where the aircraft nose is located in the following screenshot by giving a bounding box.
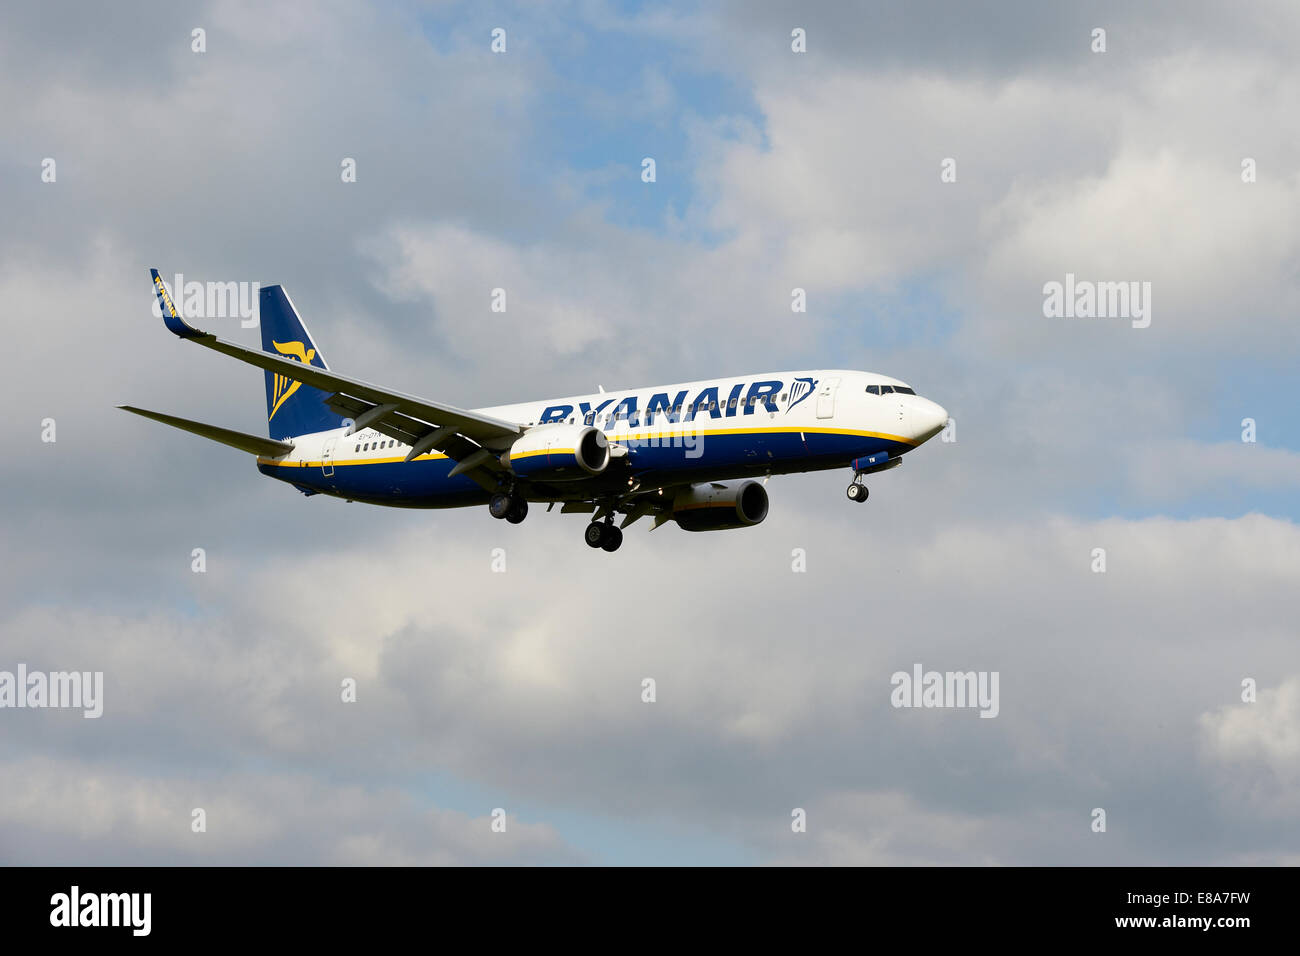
[909,397,948,442]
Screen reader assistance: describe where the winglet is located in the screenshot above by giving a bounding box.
[150,269,203,338]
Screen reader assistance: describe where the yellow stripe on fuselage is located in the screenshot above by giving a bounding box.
[255,425,914,467]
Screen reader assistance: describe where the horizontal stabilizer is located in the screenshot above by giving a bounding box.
[118,405,295,457]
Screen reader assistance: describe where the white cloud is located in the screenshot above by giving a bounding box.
[1199,676,1300,818]
[0,755,582,865]
[3,506,1298,863]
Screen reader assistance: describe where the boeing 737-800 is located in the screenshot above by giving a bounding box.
[120,270,948,552]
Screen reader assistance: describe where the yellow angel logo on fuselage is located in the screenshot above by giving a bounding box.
[268,340,316,421]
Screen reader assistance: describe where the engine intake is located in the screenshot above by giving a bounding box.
[507,424,609,480]
[671,479,769,531]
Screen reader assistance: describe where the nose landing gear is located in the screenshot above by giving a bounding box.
[846,481,869,503]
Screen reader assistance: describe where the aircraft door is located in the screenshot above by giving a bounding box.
[322,437,336,477]
[816,377,841,419]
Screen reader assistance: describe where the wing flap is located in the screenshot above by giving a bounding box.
[326,394,507,480]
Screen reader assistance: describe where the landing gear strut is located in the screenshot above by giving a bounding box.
[584,520,623,552]
[846,481,869,503]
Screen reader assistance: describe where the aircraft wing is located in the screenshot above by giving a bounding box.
[151,271,522,483]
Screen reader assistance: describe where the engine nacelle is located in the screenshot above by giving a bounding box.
[671,479,769,531]
[506,424,610,480]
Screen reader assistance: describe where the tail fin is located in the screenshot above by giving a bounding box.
[258,285,345,438]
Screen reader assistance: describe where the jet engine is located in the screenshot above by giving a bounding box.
[670,479,768,531]
[506,424,610,480]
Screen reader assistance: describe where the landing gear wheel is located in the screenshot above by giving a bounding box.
[584,522,606,548]
[489,493,513,519]
[505,499,528,524]
[846,482,869,502]
[600,525,623,552]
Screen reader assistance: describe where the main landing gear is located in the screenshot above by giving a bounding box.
[846,480,869,503]
[489,491,529,524]
[584,519,623,552]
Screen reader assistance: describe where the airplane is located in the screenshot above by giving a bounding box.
[120,269,949,552]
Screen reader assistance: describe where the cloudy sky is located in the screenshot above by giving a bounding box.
[2,0,1298,865]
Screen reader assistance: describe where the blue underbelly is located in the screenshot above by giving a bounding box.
[258,428,910,506]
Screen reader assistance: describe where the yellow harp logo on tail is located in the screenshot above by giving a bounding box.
[269,340,316,421]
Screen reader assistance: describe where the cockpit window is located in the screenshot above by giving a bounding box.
[879,385,894,394]
[894,386,915,395]
[866,385,879,395]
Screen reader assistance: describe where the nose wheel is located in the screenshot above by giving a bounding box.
[584,520,623,551]
[846,481,869,503]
